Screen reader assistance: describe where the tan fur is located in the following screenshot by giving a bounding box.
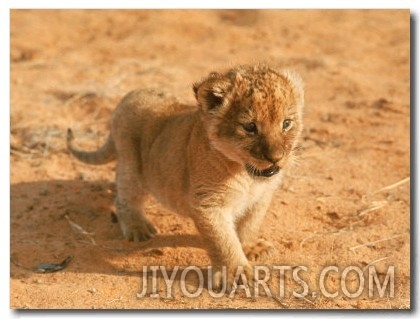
[67,64,304,286]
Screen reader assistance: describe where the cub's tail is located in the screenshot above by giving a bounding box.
[67,128,116,165]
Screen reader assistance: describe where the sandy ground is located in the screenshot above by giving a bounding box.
[10,9,410,309]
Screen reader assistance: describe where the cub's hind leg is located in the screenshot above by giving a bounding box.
[114,138,156,242]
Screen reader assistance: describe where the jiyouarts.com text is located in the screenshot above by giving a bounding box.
[136,265,395,299]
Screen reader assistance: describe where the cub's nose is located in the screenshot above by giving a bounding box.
[263,153,282,165]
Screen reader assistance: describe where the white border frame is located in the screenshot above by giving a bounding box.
[3,1,416,318]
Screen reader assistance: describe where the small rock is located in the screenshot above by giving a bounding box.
[88,288,97,294]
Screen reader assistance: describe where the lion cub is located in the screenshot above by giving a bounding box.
[67,64,304,286]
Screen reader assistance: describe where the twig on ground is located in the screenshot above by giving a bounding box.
[371,177,410,195]
[357,201,388,217]
[349,234,402,251]
[65,214,97,245]
[362,256,390,273]
[272,295,289,308]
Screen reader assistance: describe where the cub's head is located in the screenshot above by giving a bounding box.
[193,64,304,178]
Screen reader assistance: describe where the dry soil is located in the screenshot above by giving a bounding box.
[10,9,410,309]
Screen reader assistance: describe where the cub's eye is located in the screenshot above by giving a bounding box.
[243,122,258,134]
[282,119,293,131]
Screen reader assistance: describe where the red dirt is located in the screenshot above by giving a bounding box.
[10,9,410,309]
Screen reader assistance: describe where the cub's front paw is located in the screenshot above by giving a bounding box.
[119,217,157,242]
[244,239,276,262]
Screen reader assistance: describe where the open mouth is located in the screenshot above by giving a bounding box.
[246,164,280,178]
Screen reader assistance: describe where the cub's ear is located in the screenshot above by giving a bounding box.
[282,70,304,110]
[282,70,304,93]
[193,72,232,112]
